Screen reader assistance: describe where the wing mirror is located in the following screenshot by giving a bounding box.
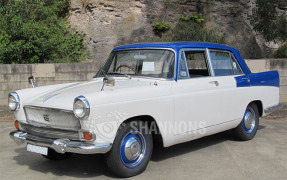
[100,70,115,91]
[101,76,115,91]
[28,76,36,88]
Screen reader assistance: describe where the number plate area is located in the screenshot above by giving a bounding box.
[27,144,48,155]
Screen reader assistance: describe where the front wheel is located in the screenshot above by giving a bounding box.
[234,103,259,141]
[106,121,153,178]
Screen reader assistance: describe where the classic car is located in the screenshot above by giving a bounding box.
[9,42,280,177]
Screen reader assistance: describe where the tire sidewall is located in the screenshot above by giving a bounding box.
[106,121,153,177]
[235,103,259,141]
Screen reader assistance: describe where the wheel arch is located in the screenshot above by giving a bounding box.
[119,115,164,147]
[249,100,263,117]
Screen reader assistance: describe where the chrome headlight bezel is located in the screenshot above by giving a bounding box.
[73,95,90,120]
[8,92,20,111]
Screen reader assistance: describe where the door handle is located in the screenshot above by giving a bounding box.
[242,78,250,83]
[209,81,219,86]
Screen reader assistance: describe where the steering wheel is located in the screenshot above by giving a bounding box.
[116,65,137,74]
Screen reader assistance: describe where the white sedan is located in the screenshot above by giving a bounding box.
[9,42,280,177]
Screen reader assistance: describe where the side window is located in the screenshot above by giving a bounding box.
[185,51,210,78]
[209,50,241,76]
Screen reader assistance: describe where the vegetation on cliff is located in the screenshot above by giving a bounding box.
[275,44,287,58]
[151,13,225,44]
[251,0,287,57]
[0,0,88,64]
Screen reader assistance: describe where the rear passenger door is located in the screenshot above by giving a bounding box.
[208,49,246,123]
[172,48,244,136]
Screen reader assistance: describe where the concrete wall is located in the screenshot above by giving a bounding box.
[0,63,99,106]
[0,59,286,106]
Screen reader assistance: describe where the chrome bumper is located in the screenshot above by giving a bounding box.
[9,130,112,154]
[264,104,281,115]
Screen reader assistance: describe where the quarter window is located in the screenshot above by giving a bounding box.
[179,51,189,78]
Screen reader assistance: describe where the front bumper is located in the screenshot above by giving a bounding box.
[9,130,112,154]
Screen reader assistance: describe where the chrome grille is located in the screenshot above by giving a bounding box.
[24,106,81,130]
[20,122,79,140]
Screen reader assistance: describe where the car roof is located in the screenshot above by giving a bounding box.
[113,41,251,75]
[113,42,239,53]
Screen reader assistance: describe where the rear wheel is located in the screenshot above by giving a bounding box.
[234,103,259,141]
[42,148,73,160]
[106,121,153,177]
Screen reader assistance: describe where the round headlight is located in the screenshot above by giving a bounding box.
[73,96,90,120]
[8,92,20,111]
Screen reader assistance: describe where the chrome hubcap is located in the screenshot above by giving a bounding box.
[120,131,146,168]
[243,107,256,134]
[124,137,141,161]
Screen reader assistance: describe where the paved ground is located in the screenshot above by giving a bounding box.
[0,106,14,122]
[0,116,287,180]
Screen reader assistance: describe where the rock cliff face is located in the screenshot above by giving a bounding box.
[69,0,286,63]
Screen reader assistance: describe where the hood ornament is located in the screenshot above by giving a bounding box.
[101,70,115,91]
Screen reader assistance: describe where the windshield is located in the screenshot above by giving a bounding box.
[96,49,175,79]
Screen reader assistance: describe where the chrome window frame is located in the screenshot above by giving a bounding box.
[206,48,215,77]
[178,50,190,79]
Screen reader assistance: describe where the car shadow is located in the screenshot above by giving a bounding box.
[12,129,262,178]
[151,130,235,162]
[13,147,116,178]
[258,125,266,130]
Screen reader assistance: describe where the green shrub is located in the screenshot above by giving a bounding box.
[0,0,88,64]
[275,44,287,58]
[152,22,171,37]
[150,13,224,43]
[180,13,205,24]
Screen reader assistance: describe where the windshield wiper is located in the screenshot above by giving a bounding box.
[107,72,131,79]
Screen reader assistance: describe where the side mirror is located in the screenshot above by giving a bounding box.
[103,76,115,86]
[101,76,115,91]
[28,76,36,88]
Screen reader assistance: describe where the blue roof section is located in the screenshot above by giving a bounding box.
[113,42,239,53]
[113,42,251,75]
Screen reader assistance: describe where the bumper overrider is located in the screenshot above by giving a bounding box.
[9,130,112,154]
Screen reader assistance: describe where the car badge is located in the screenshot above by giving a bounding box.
[43,114,50,122]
